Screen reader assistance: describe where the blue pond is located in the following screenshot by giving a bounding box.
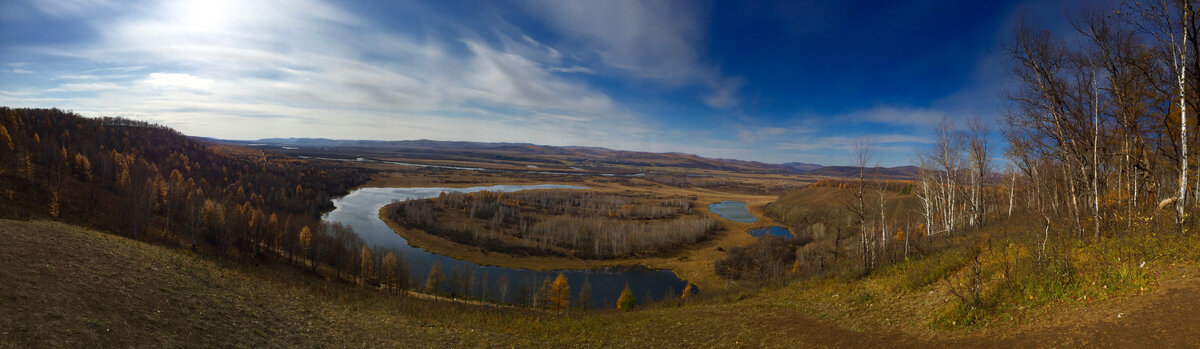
[708,200,758,223]
[323,184,690,308]
[747,226,794,239]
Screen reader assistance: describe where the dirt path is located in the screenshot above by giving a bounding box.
[968,273,1200,347]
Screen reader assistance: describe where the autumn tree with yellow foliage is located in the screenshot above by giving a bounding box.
[425,262,444,294]
[360,246,375,286]
[617,282,637,311]
[298,225,312,270]
[549,272,570,310]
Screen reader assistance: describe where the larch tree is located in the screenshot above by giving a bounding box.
[48,190,59,218]
[425,262,444,294]
[681,283,695,302]
[298,225,312,268]
[549,272,571,310]
[0,125,12,152]
[535,277,553,308]
[577,278,593,310]
[617,282,637,311]
[360,246,374,286]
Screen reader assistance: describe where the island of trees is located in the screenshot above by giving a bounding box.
[386,190,719,258]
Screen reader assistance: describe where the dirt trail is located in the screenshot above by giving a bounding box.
[972,276,1200,347]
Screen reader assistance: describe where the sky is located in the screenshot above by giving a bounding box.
[0,0,1075,166]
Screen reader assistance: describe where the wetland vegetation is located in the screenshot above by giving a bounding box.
[386,190,720,259]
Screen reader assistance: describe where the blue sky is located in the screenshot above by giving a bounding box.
[0,0,1071,166]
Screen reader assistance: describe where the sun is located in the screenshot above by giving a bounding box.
[172,0,241,36]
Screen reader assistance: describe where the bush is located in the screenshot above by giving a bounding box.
[899,249,968,291]
[714,235,806,281]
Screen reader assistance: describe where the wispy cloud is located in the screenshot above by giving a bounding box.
[45,82,124,92]
[525,1,744,108]
[7,0,658,150]
[0,0,1018,167]
[778,134,932,152]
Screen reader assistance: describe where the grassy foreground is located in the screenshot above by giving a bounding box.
[3,219,1200,347]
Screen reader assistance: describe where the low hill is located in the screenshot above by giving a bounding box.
[215,137,799,174]
[216,137,923,179]
[781,162,823,172]
[800,165,919,180]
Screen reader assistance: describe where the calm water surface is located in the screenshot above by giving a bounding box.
[747,226,794,239]
[708,200,758,223]
[322,184,689,308]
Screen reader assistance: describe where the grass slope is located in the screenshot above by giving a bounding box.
[0,219,897,347]
[4,219,1199,347]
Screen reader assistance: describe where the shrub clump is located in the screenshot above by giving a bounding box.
[714,235,812,281]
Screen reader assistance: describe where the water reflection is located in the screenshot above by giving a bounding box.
[322,185,689,308]
[708,200,758,223]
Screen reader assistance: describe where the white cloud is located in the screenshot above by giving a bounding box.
[11,0,657,150]
[525,1,743,108]
[140,73,214,91]
[45,82,123,92]
[25,0,122,17]
[704,77,744,109]
[777,134,932,152]
[736,127,787,141]
[843,106,949,127]
[549,66,594,74]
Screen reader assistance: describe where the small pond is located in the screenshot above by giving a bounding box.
[747,226,794,239]
[707,200,758,223]
[323,184,690,308]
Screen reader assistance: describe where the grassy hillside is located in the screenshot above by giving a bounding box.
[6,219,1199,347]
[0,219,905,347]
[764,185,919,243]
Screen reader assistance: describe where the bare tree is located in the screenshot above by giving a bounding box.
[967,117,993,227]
[845,137,875,271]
[932,119,965,235]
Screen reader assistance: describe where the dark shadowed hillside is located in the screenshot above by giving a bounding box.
[0,107,374,272]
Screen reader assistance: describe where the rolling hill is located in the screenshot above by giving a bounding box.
[801,165,920,179]
[212,137,920,179]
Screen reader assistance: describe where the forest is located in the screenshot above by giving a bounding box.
[387,190,720,258]
[713,1,1200,324]
[0,107,414,293]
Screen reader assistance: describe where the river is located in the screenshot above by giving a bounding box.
[322,185,689,308]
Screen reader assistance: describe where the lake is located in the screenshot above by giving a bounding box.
[322,185,690,308]
[747,226,794,239]
[708,200,758,223]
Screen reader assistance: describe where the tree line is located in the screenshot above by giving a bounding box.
[0,108,416,291]
[739,1,1200,303]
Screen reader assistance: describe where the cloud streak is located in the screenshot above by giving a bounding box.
[7,0,662,151]
[525,0,744,108]
[0,0,1021,167]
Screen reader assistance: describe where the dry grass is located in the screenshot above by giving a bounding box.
[0,219,907,347]
[4,219,1200,347]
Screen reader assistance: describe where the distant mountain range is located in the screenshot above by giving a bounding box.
[781,162,823,172]
[802,166,920,180]
[207,137,918,179]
